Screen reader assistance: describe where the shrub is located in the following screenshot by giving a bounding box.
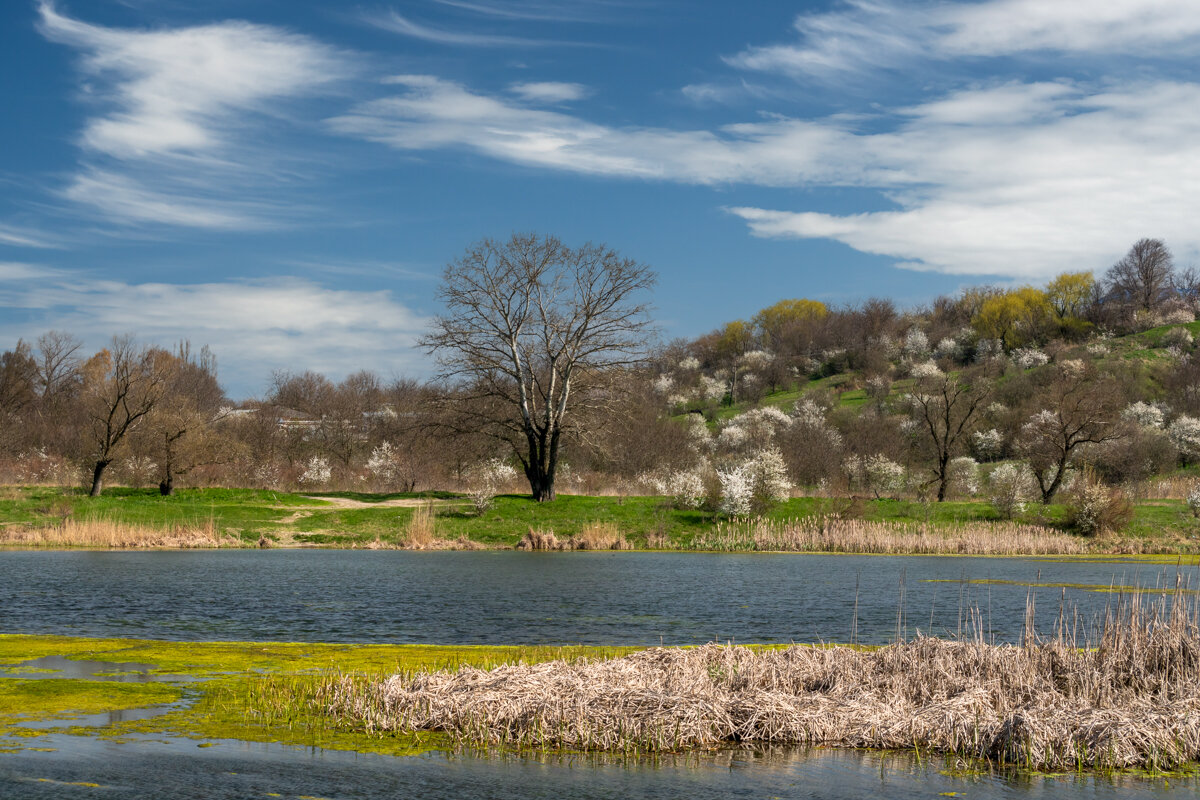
[716,449,791,517]
[947,456,980,497]
[465,458,518,514]
[987,462,1034,519]
[1063,471,1133,536]
[1163,326,1194,350]
[1188,484,1200,519]
[970,428,1005,462]
[845,454,906,499]
[1012,348,1049,369]
[299,456,331,487]
[1168,416,1200,463]
[1121,401,1165,429]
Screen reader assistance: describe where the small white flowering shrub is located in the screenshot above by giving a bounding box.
[1012,348,1049,369]
[845,454,906,498]
[465,458,519,514]
[299,456,332,486]
[903,327,929,359]
[1168,416,1200,463]
[716,448,792,517]
[970,428,1005,461]
[1163,326,1195,350]
[1187,485,1200,519]
[987,462,1035,519]
[947,456,980,497]
[909,361,943,379]
[1121,401,1165,429]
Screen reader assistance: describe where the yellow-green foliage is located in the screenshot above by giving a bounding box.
[973,287,1053,349]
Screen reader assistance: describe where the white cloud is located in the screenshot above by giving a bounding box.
[366,9,560,46]
[0,268,431,395]
[0,224,62,249]
[941,0,1200,55]
[38,2,352,228]
[726,0,1200,79]
[508,81,590,103]
[331,75,1200,278]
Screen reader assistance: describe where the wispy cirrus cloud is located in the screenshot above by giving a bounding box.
[365,8,562,47]
[0,266,431,395]
[330,73,1200,278]
[508,81,590,103]
[725,0,1200,79]
[38,1,354,229]
[0,223,64,249]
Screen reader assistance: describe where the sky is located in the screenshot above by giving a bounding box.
[2,0,1199,398]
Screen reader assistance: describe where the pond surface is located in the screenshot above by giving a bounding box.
[0,736,1190,800]
[3,550,1199,798]
[1,550,1195,645]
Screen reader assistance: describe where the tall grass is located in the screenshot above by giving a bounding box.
[319,590,1200,771]
[690,516,1089,555]
[0,516,238,548]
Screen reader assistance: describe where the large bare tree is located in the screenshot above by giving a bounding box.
[1105,238,1174,312]
[80,336,169,497]
[906,368,993,502]
[422,233,656,501]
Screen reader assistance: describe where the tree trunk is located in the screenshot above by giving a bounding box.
[89,460,110,497]
[159,472,175,496]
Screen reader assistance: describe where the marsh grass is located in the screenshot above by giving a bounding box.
[320,591,1200,771]
[402,503,437,548]
[0,516,240,548]
[690,517,1089,555]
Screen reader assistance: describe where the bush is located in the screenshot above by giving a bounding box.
[1188,484,1200,519]
[1063,472,1133,536]
[987,462,1034,520]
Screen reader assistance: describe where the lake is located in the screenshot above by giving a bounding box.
[2,550,1197,799]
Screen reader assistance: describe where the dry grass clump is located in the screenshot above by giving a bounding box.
[691,517,1088,555]
[0,517,238,548]
[325,593,1200,771]
[515,524,630,551]
[401,503,437,548]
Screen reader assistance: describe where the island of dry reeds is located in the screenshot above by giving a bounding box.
[321,592,1200,772]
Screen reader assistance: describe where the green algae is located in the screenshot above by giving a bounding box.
[0,678,180,731]
[0,635,639,756]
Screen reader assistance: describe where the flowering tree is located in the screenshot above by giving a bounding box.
[422,234,655,502]
[1016,361,1124,502]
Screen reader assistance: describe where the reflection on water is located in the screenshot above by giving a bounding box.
[1,736,1193,800]
[1,550,1197,645]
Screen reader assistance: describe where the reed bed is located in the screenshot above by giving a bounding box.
[690,517,1089,555]
[322,592,1200,771]
[516,524,631,551]
[0,516,239,548]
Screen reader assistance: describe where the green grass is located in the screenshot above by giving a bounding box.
[3,484,1200,552]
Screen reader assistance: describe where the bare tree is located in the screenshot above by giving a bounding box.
[141,343,227,495]
[1105,238,1175,312]
[906,368,993,502]
[1016,361,1125,503]
[422,233,656,501]
[80,336,169,496]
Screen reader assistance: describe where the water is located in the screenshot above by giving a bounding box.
[0,550,1194,645]
[2,550,1198,798]
[0,738,1188,800]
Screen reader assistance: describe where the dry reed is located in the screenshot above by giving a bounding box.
[0,516,238,548]
[690,517,1089,555]
[516,524,630,551]
[323,591,1200,771]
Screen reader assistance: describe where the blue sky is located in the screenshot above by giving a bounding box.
[2,0,1199,397]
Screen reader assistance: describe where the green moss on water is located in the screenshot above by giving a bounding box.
[0,635,639,756]
[0,679,180,729]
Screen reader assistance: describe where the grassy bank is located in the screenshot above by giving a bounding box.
[0,485,1197,553]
